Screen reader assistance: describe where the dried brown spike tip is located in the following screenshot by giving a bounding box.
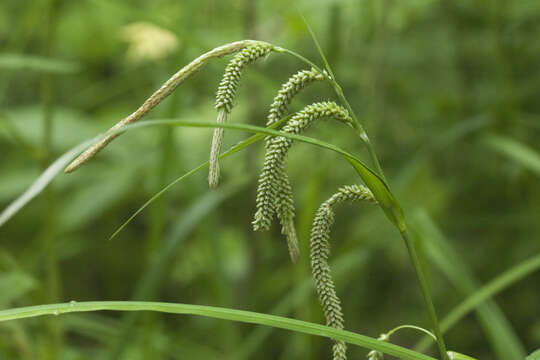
[63,40,270,174]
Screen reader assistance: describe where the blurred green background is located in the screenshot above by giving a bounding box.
[1,0,539,359]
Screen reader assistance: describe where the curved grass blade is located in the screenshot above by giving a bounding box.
[482,134,540,176]
[109,116,291,240]
[0,137,99,227]
[120,119,403,230]
[0,301,435,360]
[2,119,403,234]
[415,251,540,352]
[411,209,526,359]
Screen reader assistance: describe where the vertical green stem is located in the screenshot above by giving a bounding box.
[400,229,449,360]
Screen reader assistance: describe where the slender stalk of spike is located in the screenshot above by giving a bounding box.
[64,40,271,173]
[209,42,274,188]
[310,184,376,360]
[253,102,352,261]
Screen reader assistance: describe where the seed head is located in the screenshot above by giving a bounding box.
[209,42,274,188]
[253,101,353,256]
[310,184,376,360]
[266,68,325,127]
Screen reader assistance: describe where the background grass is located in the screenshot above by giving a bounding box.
[1,0,539,359]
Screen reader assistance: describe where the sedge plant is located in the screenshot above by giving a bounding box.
[0,34,486,359]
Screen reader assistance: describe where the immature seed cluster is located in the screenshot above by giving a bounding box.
[260,68,325,262]
[266,68,325,127]
[208,42,274,188]
[253,101,352,262]
[310,184,376,360]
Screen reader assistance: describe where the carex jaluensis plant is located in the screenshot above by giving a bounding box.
[57,38,482,360]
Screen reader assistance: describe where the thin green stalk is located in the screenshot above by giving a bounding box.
[385,325,436,341]
[273,47,386,181]
[401,228,449,360]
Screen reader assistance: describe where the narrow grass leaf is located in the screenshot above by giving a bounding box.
[483,134,540,176]
[416,252,540,351]
[2,119,402,234]
[0,137,99,227]
[0,53,80,74]
[0,301,435,360]
[410,209,526,359]
[109,116,291,239]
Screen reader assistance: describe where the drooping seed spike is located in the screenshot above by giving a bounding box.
[253,101,353,260]
[64,40,268,173]
[266,67,325,127]
[209,42,274,188]
[310,184,376,360]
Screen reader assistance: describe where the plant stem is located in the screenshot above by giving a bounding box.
[400,228,449,360]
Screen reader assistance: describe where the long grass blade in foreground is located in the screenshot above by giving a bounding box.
[0,301,435,360]
[105,188,238,359]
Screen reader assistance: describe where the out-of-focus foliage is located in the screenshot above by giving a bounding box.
[0,0,539,359]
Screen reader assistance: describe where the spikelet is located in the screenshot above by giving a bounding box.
[255,68,324,261]
[310,185,376,360]
[253,102,352,261]
[266,68,325,127]
[208,42,273,188]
